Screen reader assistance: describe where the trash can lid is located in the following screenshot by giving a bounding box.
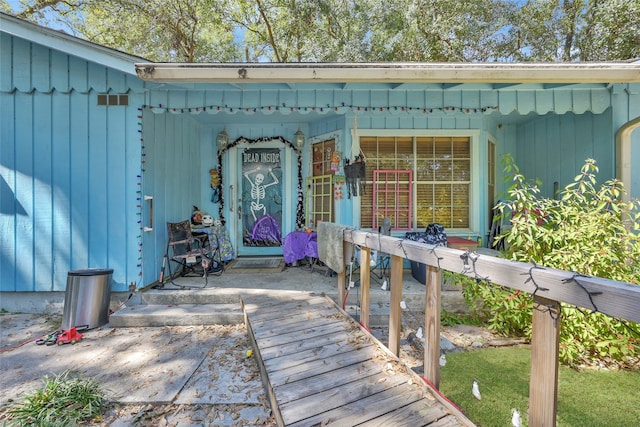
[68,268,114,276]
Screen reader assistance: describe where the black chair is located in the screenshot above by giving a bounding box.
[164,220,218,288]
[372,217,392,282]
[352,217,392,286]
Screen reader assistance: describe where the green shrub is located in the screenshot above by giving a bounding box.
[468,156,639,367]
[6,371,105,426]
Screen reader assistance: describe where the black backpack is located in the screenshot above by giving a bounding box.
[424,223,447,246]
[405,223,447,246]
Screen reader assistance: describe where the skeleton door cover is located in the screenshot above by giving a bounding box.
[241,148,283,246]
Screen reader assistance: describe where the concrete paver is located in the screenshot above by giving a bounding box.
[0,314,273,425]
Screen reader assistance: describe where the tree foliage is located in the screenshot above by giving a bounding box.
[67,0,240,61]
[6,0,639,62]
[220,0,373,62]
[504,0,640,61]
[364,0,515,62]
[466,156,640,367]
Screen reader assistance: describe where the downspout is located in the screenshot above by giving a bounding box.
[616,115,640,203]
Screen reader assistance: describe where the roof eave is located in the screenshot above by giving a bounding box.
[135,62,640,84]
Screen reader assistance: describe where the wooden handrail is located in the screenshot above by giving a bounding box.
[337,228,640,427]
[343,230,640,323]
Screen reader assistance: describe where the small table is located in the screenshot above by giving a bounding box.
[446,236,479,251]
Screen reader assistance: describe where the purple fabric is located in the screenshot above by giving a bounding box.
[283,231,317,263]
[251,214,281,243]
[306,240,319,259]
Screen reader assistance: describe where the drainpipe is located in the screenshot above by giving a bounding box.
[616,115,640,203]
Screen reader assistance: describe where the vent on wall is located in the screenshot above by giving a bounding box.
[97,94,129,106]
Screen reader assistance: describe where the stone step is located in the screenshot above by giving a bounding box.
[140,288,244,305]
[118,284,465,328]
[109,303,243,328]
[341,288,466,314]
[344,304,428,328]
[345,306,391,328]
[139,286,436,307]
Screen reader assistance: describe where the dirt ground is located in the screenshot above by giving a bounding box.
[0,313,275,426]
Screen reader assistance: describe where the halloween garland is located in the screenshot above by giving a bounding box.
[142,104,499,115]
[216,136,304,229]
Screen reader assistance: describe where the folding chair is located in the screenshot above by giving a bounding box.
[371,217,392,283]
[164,220,218,288]
[352,217,392,286]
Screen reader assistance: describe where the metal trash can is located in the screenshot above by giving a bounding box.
[62,268,113,330]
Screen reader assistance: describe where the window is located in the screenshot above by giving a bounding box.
[361,135,471,230]
[307,139,336,226]
[306,175,333,227]
[312,139,336,176]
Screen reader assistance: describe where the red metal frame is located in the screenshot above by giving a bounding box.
[372,170,413,230]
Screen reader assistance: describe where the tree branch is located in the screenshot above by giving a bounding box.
[254,0,281,62]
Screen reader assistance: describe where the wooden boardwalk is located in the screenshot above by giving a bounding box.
[242,291,473,427]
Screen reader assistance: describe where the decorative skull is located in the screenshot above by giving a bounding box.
[201,214,214,226]
[213,218,222,226]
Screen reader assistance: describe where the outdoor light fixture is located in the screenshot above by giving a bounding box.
[294,128,305,149]
[217,127,229,149]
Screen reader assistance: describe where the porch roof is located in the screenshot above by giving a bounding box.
[135,61,640,86]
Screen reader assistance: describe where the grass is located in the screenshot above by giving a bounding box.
[6,370,105,426]
[439,346,640,427]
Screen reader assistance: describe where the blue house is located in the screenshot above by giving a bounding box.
[1,13,639,303]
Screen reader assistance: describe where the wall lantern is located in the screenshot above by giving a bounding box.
[294,128,305,149]
[217,127,229,149]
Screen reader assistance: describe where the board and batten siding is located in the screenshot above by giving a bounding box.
[0,33,144,292]
[516,111,614,198]
[140,111,204,285]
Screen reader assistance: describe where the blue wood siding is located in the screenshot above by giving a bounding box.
[611,83,640,201]
[140,111,203,284]
[515,111,614,198]
[0,33,143,292]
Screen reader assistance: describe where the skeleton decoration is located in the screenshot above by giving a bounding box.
[201,214,214,226]
[241,148,283,247]
[244,168,279,221]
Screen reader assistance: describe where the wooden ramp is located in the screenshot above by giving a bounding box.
[242,291,473,427]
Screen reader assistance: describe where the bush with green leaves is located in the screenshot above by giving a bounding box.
[464,156,639,367]
[7,370,105,426]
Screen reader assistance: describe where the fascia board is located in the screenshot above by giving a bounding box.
[135,62,640,84]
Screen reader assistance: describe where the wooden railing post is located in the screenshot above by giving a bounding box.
[359,247,371,328]
[337,270,346,310]
[388,255,404,356]
[424,265,443,388]
[529,296,561,427]
[337,241,351,310]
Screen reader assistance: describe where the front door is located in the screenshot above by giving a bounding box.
[224,138,298,256]
[239,146,284,255]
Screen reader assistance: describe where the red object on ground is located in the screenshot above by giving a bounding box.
[56,327,84,345]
